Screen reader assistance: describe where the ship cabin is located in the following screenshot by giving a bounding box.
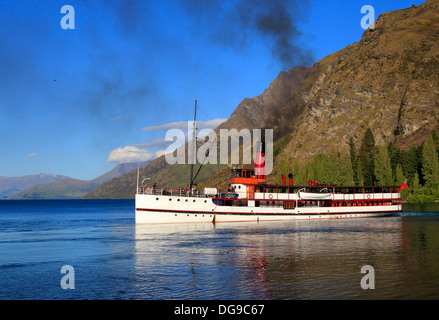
[223,168,402,209]
[229,168,266,199]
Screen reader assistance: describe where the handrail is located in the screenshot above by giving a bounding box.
[137,186,229,198]
[137,186,401,199]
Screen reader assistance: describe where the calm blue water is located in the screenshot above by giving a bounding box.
[0,200,439,300]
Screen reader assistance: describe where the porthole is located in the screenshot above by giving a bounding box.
[193,200,196,202]
[185,199,188,202]
[177,199,180,202]
[169,198,172,201]
[204,200,207,203]
[156,198,159,200]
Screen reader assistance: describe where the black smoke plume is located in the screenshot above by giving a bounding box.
[181,0,314,68]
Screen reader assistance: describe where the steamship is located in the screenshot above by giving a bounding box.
[135,102,402,224]
[135,167,402,224]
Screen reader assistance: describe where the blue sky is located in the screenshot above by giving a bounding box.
[0,0,426,180]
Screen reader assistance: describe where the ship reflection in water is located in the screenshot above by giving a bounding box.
[134,215,439,299]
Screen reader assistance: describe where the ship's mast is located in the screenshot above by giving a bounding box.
[189,100,197,190]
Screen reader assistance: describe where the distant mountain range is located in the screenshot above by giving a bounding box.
[3,162,150,199]
[0,173,70,198]
[84,0,439,199]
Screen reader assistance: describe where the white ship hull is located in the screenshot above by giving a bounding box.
[135,193,400,224]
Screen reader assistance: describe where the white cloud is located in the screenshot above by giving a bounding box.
[26,154,38,158]
[141,118,227,131]
[107,146,156,163]
[135,137,173,149]
[136,118,227,150]
[142,121,188,131]
[108,118,228,164]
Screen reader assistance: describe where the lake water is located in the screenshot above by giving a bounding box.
[0,200,438,300]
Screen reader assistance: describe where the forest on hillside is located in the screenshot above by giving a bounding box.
[277,128,439,203]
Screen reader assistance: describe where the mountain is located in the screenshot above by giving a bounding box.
[91,162,150,184]
[12,162,150,199]
[0,173,70,198]
[11,178,99,200]
[84,0,439,199]
[274,0,439,161]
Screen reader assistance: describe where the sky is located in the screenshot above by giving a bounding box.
[0,0,426,180]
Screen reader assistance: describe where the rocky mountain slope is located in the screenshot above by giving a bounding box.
[85,0,439,198]
[277,0,439,163]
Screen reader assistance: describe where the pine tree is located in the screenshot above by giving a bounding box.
[357,127,376,186]
[374,145,393,186]
[326,150,340,185]
[401,145,423,186]
[349,137,357,182]
[357,160,365,186]
[395,163,404,185]
[431,130,439,156]
[387,142,400,179]
[413,171,420,189]
[338,151,354,186]
[422,133,439,188]
[311,154,329,183]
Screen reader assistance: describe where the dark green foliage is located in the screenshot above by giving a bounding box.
[347,130,438,202]
[422,133,439,188]
[374,145,393,186]
[276,129,439,203]
[357,127,376,186]
[349,137,357,183]
[388,142,401,179]
[400,144,423,186]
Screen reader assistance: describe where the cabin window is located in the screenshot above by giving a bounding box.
[355,187,363,193]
